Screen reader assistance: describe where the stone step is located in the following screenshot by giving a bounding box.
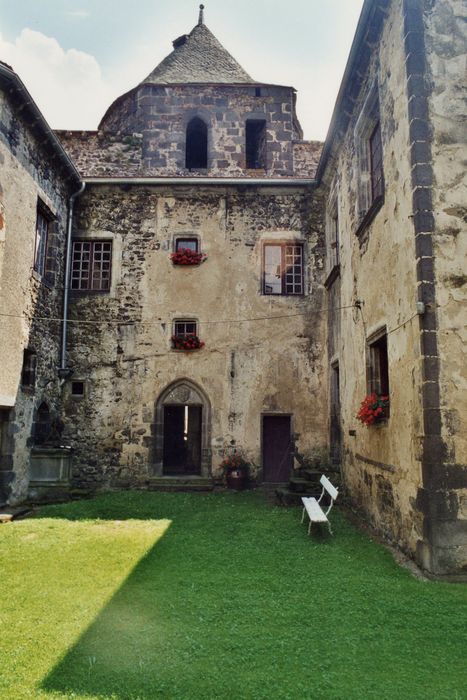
[147,477,214,493]
[300,469,322,483]
[289,477,317,493]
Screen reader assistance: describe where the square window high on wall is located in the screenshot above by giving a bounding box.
[71,240,112,291]
[262,242,304,296]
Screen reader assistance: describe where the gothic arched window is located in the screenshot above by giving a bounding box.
[186,117,208,169]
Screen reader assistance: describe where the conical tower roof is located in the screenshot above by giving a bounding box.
[144,9,254,85]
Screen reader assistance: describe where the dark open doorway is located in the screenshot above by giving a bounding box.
[163,405,202,475]
[262,415,292,483]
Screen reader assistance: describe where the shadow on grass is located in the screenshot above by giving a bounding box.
[39,491,335,699]
[37,491,467,700]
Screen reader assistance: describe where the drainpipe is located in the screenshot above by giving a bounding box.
[59,182,86,377]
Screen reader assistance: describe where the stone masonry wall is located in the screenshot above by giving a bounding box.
[63,184,327,490]
[321,0,426,558]
[0,87,74,503]
[57,84,321,179]
[422,0,467,573]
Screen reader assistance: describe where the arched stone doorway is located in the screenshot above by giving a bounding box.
[153,379,211,477]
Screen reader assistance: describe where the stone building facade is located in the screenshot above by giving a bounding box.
[0,1,465,577]
[57,14,327,491]
[0,61,81,504]
[320,0,466,576]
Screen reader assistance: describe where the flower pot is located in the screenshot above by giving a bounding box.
[226,467,248,491]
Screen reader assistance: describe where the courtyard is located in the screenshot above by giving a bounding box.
[0,491,465,700]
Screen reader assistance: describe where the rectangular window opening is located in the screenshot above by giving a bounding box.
[71,381,85,397]
[367,330,390,415]
[174,320,198,337]
[369,121,384,204]
[21,350,37,389]
[71,240,112,291]
[330,210,339,269]
[246,119,266,169]
[34,208,50,275]
[263,243,303,296]
[175,238,198,253]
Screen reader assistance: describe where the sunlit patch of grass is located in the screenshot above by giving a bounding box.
[0,515,170,700]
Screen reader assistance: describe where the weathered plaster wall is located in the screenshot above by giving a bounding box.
[423,0,467,572]
[57,85,321,179]
[64,184,327,489]
[322,0,425,555]
[0,88,72,503]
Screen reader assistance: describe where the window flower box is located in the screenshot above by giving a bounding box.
[170,248,207,266]
[171,335,205,351]
[356,393,389,426]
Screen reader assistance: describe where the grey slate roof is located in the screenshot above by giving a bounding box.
[144,23,254,84]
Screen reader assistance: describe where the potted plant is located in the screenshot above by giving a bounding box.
[171,335,205,351]
[356,393,389,426]
[170,248,207,266]
[220,453,250,491]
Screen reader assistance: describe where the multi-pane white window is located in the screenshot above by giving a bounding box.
[174,320,197,337]
[263,243,303,296]
[34,209,49,275]
[71,241,112,291]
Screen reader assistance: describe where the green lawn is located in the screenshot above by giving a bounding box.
[0,491,465,700]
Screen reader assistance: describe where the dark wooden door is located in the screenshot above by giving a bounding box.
[262,415,292,483]
[330,364,342,465]
[163,405,202,475]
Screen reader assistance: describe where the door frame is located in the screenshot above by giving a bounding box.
[153,379,211,477]
[260,412,294,483]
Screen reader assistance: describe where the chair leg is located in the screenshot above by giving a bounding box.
[301,507,305,524]
[308,520,312,536]
[328,521,333,536]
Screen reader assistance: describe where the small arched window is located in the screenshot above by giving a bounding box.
[186,117,208,169]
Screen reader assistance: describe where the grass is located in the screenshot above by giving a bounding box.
[0,491,466,700]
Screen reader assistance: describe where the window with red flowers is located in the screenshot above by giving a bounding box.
[172,319,204,351]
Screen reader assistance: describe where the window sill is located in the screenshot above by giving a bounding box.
[355,195,384,239]
[324,264,340,290]
[262,292,305,298]
[69,289,111,295]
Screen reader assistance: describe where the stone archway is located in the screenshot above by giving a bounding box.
[153,379,211,477]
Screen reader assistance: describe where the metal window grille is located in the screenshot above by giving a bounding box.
[369,121,384,203]
[34,211,49,274]
[71,241,112,291]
